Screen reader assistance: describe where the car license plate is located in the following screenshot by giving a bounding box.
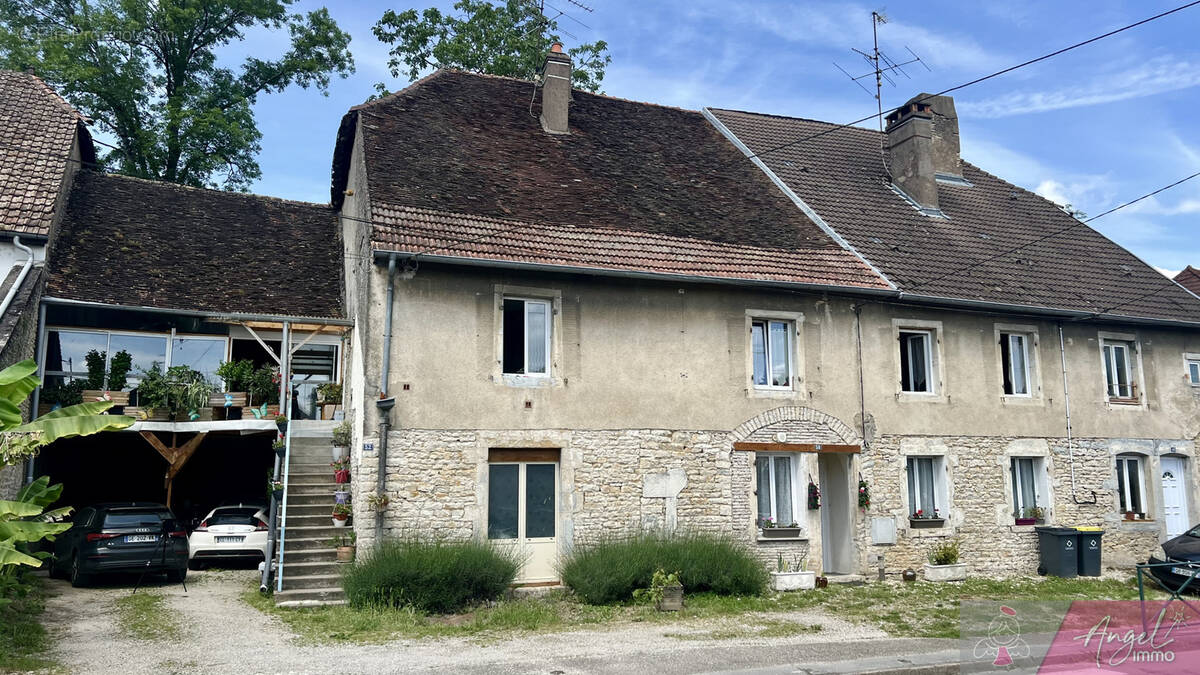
[216,536,244,544]
[125,534,156,543]
[1172,566,1200,578]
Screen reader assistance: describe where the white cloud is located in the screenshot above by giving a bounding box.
[959,56,1200,118]
[1153,266,1181,279]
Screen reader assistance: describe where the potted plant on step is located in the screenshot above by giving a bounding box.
[331,420,351,462]
[332,502,351,527]
[331,458,350,484]
[1015,506,1044,526]
[634,568,684,611]
[334,487,351,505]
[327,532,356,563]
[923,539,966,582]
[770,554,815,591]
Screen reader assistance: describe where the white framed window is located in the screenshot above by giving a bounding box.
[899,329,934,393]
[906,456,946,520]
[1010,456,1047,520]
[751,319,792,389]
[756,453,800,528]
[1116,454,1146,516]
[1101,338,1138,401]
[502,297,551,376]
[999,332,1032,396]
[1185,355,1200,386]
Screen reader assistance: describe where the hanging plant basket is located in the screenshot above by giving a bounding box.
[807,480,821,510]
[334,469,350,484]
[858,479,870,509]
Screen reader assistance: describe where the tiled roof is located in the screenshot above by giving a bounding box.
[332,70,887,289]
[709,109,1200,324]
[47,172,343,318]
[0,70,91,237]
[1175,266,1200,297]
[371,203,890,289]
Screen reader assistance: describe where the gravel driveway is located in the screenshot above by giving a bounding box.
[41,570,955,674]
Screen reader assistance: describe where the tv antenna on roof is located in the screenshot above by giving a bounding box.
[834,11,931,135]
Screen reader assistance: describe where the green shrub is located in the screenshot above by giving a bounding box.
[341,538,520,614]
[928,539,960,566]
[559,532,768,604]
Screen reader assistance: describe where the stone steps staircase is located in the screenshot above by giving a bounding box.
[274,421,350,607]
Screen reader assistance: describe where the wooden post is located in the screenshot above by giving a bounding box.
[140,431,208,509]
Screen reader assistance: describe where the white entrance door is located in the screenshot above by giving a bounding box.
[488,462,559,583]
[1161,456,1190,540]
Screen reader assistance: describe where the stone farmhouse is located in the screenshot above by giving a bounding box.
[2,41,1199,601]
[332,46,1200,588]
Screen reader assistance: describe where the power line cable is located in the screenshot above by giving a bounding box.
[721,0,1200,169]
[903,170,1200,296]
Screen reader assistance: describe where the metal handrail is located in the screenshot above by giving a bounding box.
[1135,560,1200,631]
[275,420,293,593]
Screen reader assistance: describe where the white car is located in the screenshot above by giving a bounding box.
[187,505,270,569]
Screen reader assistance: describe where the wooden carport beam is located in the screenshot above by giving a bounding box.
[140,431,209,509]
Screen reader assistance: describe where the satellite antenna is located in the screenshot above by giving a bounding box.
[833,11,931,176]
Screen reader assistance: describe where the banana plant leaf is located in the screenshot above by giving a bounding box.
[0,499,41,519]
[12,408,134,442]
[16,476,62,509]
[0,542,40,568]
[0,519,71,543]
[0,360,39,411]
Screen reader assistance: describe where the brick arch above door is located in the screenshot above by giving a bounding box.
[730,406,860,446]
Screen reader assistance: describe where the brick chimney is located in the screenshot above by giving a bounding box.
[540,42,572,135]
[885,93,962,212]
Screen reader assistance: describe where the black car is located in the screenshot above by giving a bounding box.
[1147,525,1200,592]
[50,503,189,587]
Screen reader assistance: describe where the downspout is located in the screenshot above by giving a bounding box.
[1058,323,1097,505]
[375,255,399,544]
[0,236,34,320]
[853,304,869,447]
[261,321,291,593]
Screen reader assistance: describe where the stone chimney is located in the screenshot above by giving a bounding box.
[540,43,572,135]
[885,93,962,212]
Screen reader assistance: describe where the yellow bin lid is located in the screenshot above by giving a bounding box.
[1076,526,1103,531]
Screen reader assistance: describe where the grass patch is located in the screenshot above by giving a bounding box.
[114,592,182,642]
[0,574,60,674]
[244,575,1164,645]
[560,532,768,604]
[342,538,520,613]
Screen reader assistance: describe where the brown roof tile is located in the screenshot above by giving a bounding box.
[1175,266,1200,297]
[0,70,89,237]
[709,109,1200,323]
[371,203,889,289]
[47,172,343,318]
[332,70,888,289]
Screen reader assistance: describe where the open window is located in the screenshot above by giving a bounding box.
[1011,456,1047,522]
[502,298,551,377]
[898,330,934,393]
[756,453,800,529]
[1116,454,1147,519]
[1186,355,1200,387]
[751,319,792,389]
[999,332,1032,396]
[1101,338,1139,402]
[906,456,947,524]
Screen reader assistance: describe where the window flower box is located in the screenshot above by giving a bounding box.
[1015,517,1039,526]
[909,517,945,529]
[759,526,804,539]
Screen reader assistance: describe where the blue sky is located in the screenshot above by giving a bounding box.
[235,0,1200,275]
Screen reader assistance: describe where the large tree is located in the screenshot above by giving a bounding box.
[0,0,355,190]
[373,0,610,95]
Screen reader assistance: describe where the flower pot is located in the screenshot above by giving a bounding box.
[1015,518,1037,526]
[332,516,348,528]
[276,420,288,434]
[770,571,815,592]
[334,490,351,505]
[331,445,349,462]
[336,545,355,563]
[271,489,284,502]
[334,469,350,484]
[759,527,804,539]
[923,562,967,582]
[656,584,684,611]
[274,445,286,459]
[902,569,917,582]
[815,576,828,589]
[910,517,945,529]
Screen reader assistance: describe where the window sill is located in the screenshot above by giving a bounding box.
[909,518,945,529]
[897,392,946,404]
[500,374,555,388]
[757,535,807,543]
[1105,398,1142,407]
[1000,395,1043,406]
[748,387,802,400]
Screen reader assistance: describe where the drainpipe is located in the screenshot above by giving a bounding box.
[375,254,399,544]
[25,259,46,486]
[261,321,291,593]
[0,236,34,320]
[1058,323,1097,505]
